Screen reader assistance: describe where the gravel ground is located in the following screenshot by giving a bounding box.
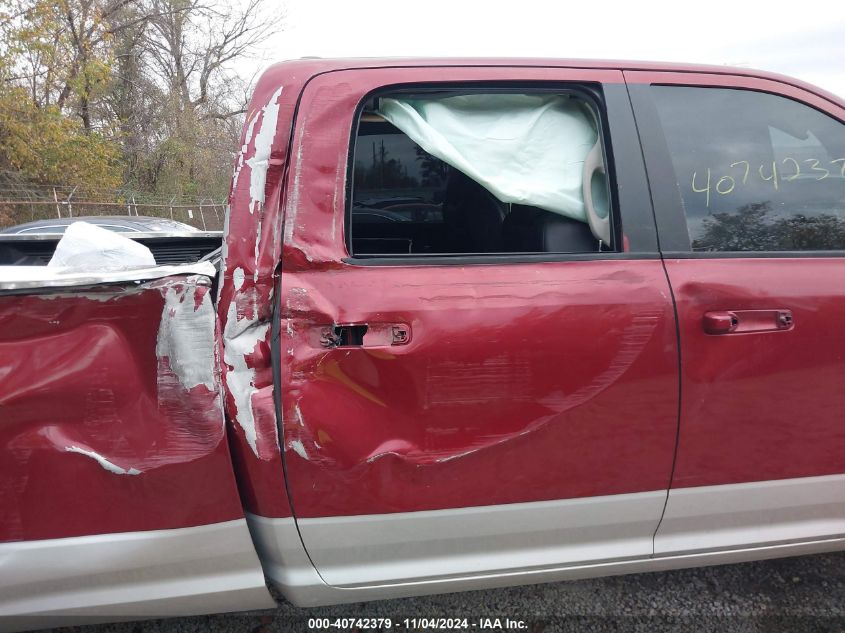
[44,552,845,633]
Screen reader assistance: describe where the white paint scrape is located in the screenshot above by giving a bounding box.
[66,446,141,476]
[245,86,284,212]
[156,284,217,390]
[231,104,262,195]
[287,439,309,460]
[224,302,271,456]
[233,267,246,291]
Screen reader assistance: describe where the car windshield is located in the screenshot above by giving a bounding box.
[16,224,141,235]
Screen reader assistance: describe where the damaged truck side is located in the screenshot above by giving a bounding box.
[3,59,845,630]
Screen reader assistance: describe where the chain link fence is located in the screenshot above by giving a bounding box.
[0,180,227,231]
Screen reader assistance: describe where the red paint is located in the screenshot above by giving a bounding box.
[0,279,244,542]
[623,69,845,490]
[258,58,842,109]
[281,262,679,517]
[663,258,845,489]
[277,66,680,518]
[702,311,740,335]
[216,70,307,518]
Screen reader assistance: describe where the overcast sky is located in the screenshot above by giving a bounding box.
[242,0,845,99]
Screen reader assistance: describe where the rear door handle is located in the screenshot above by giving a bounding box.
[703,310,793,335]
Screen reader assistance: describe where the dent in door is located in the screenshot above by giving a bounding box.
[279,263,678,518]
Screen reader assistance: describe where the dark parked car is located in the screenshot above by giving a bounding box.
[0,216,220,266]
[0,215,200,235]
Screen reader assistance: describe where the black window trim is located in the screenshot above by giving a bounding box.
[629,81,845,258]
[343,251,658,267]
[343,80,633,266]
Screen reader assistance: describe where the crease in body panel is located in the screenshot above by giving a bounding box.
[65,446,142,476]
[347,311,663,467]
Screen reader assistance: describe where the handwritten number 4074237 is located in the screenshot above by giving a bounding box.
[691,157,845,208]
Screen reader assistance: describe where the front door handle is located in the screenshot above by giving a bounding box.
[703,311,739,334]
[317,323,412,348]
[703,309,793,335]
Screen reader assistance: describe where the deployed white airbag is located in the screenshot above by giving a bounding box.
[48,221,156,270]
[377,94,597,222]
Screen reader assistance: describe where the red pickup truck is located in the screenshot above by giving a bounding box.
[2,58,845,630]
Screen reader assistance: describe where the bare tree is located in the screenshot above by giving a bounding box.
[145,0,283,121]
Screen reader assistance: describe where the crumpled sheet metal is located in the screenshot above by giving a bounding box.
[0,275,244,543]
[278,265,679,518]
[216,69,308,518]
